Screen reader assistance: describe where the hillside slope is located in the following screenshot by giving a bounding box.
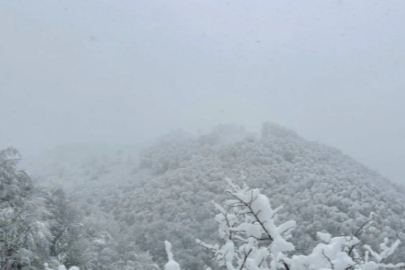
[27,124,405,269]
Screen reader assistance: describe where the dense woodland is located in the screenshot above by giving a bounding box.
[2,123,405,270]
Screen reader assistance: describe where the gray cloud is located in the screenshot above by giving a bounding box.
[1,0,404,183]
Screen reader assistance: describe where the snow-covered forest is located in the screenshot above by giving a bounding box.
[2,123,405,270]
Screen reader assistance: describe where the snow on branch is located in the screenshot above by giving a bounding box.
[197,178,296,270]
[164,240,181,270]
[165,178,404,270]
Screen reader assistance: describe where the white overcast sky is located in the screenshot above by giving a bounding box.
[1,0,405,183]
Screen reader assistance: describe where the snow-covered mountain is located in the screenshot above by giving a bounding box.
[26,123,405,269]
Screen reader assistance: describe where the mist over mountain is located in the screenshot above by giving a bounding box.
[23,143,145,189]
[23,123,405,269]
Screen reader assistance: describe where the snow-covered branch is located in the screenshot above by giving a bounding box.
[191,179,404,270]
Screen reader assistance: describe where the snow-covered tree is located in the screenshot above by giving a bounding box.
[0,148,52,269]
[44,188,86,268]
[196,178,295,270]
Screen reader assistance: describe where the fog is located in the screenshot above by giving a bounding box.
[1,0,405,183]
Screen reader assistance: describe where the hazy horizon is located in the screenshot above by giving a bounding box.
[1,0,405,184]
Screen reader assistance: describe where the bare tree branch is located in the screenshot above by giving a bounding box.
[322,250,335,270]
[239,248,253,270]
